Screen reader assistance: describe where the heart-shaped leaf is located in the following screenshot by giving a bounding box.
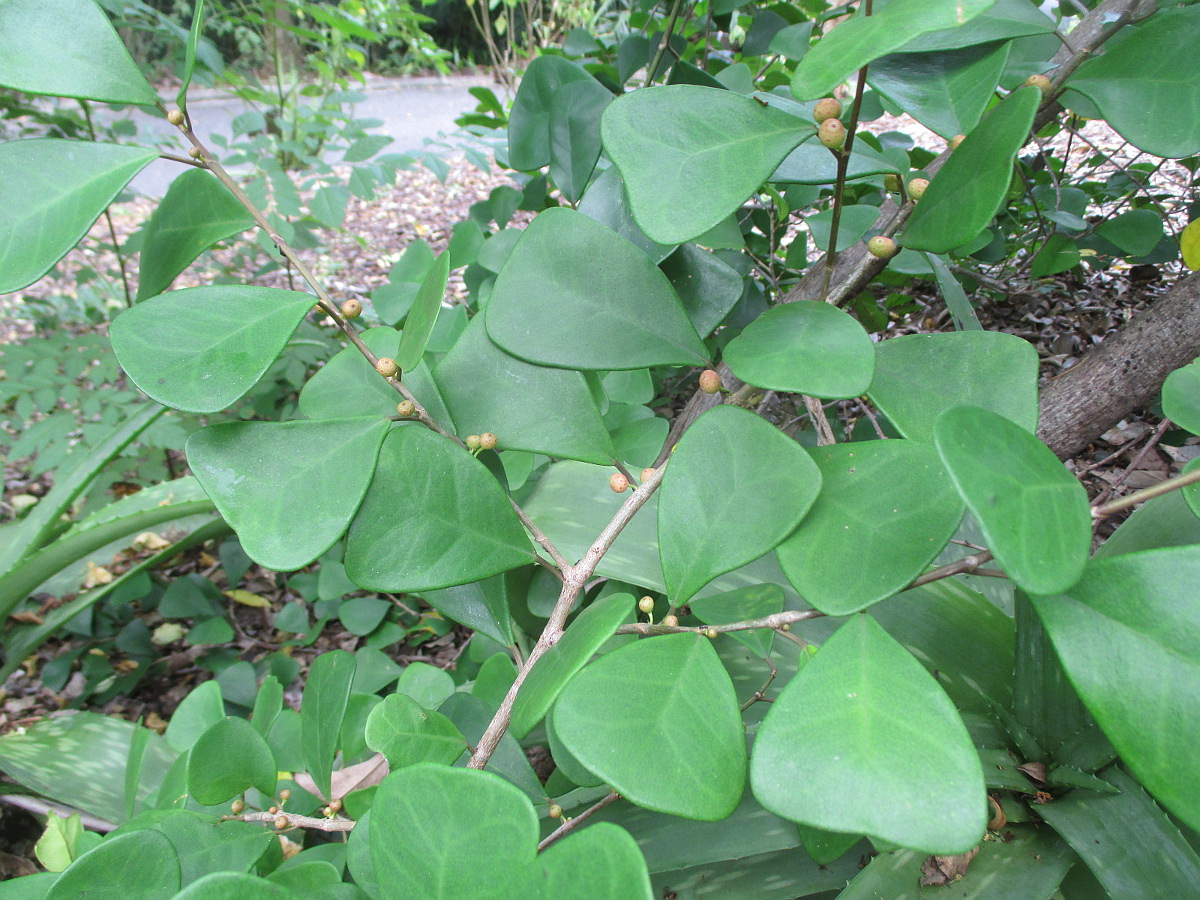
[110,285,316,413]
[934,405,1091,595]
[659,405,822,604]
[776,441,964,614]
[554,633,746,820]
[186,418,389,572]
[0,140,157,293]
[750,615,986,853]
[536,822,653,897]
[345,426,534,592]
[602,85,808,243]
[364,692,466,770]
[723,301,875,399]
[187,717,277,804]
[486,207,708,370]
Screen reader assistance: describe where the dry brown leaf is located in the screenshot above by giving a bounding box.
[919,847,979,886]
[293,753,390,802]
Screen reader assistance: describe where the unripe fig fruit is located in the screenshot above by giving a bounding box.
[884,173,901,193]
[703,627,719,639]
[818,118,847,151]
[867,236,897,259]
[948,134,965,151]
[812,97,842,124]
[274,816,289,830]
[231,798,245,814]
[375,357,398,378]
[465,434,482,450]
[279,789,291,802]
[188,146,203,160]
[340,298,362,319]
[662,614,679,627]
[641,467,656,483]
[167,109,185,127]
[479,432,497,450]
[610,472,629,493]
[907,177,929,200]
[396,400,416,417]
[548,804,564,819]
[1025,73,1051,95]
[638,596,655,614]
[698,369,722,394]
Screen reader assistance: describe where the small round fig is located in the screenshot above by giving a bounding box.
[479,432,497,450]
[548,804,564,819]
[867,236,897,259]
[702,627,719,639]
[375,357,398,378]
[465,434,482,451]
[948,134,965,151]
[638,596,655,614]
[167,109,185,127]
[812,97,843,124]
[610,472,629,493]
[279,789,291,802]
[396,400,416,418]
[698,369,722,394]
[818,118,847,151]
[1025,73,1051,95]
[274,815,289,830]
[340,298,362,319]
[641,467,656,483]
[188,146,203,160]
[662,614,679,627]
[907,177,930,201]
[231,798,245,814]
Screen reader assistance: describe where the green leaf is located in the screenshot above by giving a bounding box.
[394,251,450,373]
[45,830,180,900]
[0,0,158,105]
[750,615,986,853]
[187,418,389,572]
[137,169,255,301]
[166,681,225,753]
[868,331,1039,442]
[175,872,298,900]
[577,166,677,264]
[435,315,615,464]
[777,441,964,614]
[0,140,157,294]
[125,810,274,884]
[770,134,900,184]
[372,240,434,326]
[902,86,1040,252]
[537,822,653,898]
[344,426,534,592]
[485,207,708,370]
[1065,5,1200,158]
[36,813,85,872]
[895,0,1056,52]
[1162,357,1200,436]
[602,86,807,244]
[421,575,514,647]
[302,650,357,801]
[187,718,277,805]
[177,0,206,111]
[934,406,1091,595]
[1035,767,1200,899]
[555,633,746,820]
[110,286,316,414]
[510,593,635,738]
[790,0,996,99]
[1095,209,1164,258]
[806,205,883,254]
[659,405,821,604]
[723,301,875,399]
[1029,547,1200,829]
[687,584,783,657]
[927,252,983,331]
[661,244,744,338]
[363,693,465,770]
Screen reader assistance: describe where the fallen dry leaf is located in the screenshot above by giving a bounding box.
[919,847,979,886]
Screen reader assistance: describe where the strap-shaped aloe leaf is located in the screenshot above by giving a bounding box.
[1065,5,1200,159]
[110,285,316,413]
[187,717,277,804]
[46,830,181,900]
[395,250,450,373]
[137,169,255,301]
[486,207,708,370]
[554,633,746,820]
[510,593,634,739]
[868,331,1038,442]
[1029,547,1200,831]
[790,0,995,100]
[723,301,875,399]
[0,140,157,293]
[902,86,1039,252]
[436,315,615,464]
[1162,357,1200,436]
[660,405,821,604]
[344,426,534,592]
[777,441,964,615]
[751,615,986,854]
[0,0,158,105]
[364,692,466,770]
[602,86,808,244]
[934,405,1090,595]
[186,418,389,572]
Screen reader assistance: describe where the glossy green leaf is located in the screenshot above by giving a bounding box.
[1029,547,1200,829]
[927,251,983,331]
[751,615,986,853]
[176,0,206,111]
[1029,233,1082,279]
[0,0,157,105]
[187,718,276,805]
[895,0,1055,52]
[555,633,746,820]
[770,134,900,184]
[186,418,388,572]
[110,286,316,413]
[165,681,225,753]
[510,593,634,738]
[687,584,783,657]
[806,205,882,253]
[345,426,534,592]
[125,810,274,885]
[302,650,356,801]
[394,251,449,373]
[485,207,708,370]
[1066,5,1200,158]
[438,693,542,801]
[869,42,1011,139]
[777,441,963,615]
[136,170,254,301]
[659,405,821,604]
[45,830,179,900]
[934,406,1091,594]
[1036,767,1200,899]
[577,166,677,263]
[1162,357,1200,436]
[602,86,807,243]
[0,140,157,293]
[364,693,465,769]
[790,0,995,99]
[1095,209,1164,258]
[435,315,615,464]
[902,86,1039,252]
[371,240,433,325]
[536,822,653,898]
[660,244,744,338]
[868,331,1039,442]
[175,872,297,900]
[421,575,514,647]
[723,301,875,399]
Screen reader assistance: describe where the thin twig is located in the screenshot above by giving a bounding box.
[645,0,686,87]
[907,551,996,589]
[510,500,571,572]
[537,792,621,852]
[616,607,825,635]
[804,395,837,445]
[1091,466,1200,519]
[236,811,355,832]
[740,656,778,712]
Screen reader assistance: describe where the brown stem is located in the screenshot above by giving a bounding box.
[1091,466,1200,519]
[907,551,995,589]
[237,811,355,832]
[537,792,621,852]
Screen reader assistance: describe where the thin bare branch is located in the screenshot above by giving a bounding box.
[537,792,621,852]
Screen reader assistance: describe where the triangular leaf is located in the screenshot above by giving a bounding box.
[187,718,277,804]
